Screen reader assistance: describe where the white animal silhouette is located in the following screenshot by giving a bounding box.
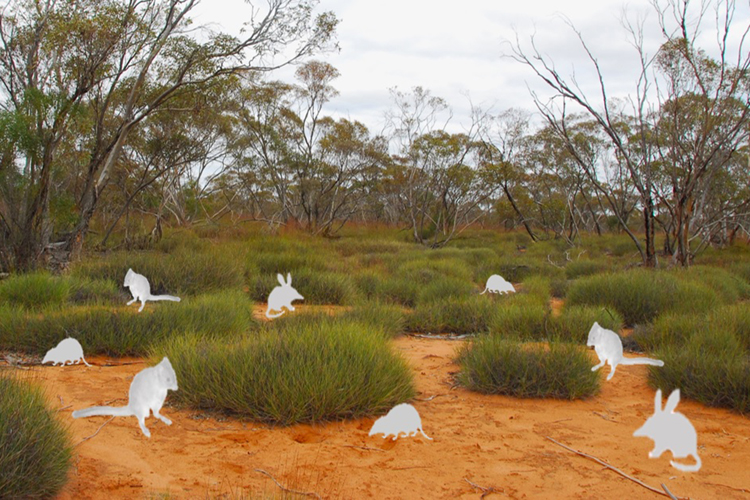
[633,389,701,472]
[369,403,432,441]
[265,273,304,319]
[124,268,181,312]
[480,274,515,295]
[587,322,664,381]
[42,338,91,367]
[72,357,178,438]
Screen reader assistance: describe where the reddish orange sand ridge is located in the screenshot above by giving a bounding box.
[8,314,750,499]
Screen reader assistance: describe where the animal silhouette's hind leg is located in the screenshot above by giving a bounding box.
[127,298,136,305]
[606,363,617,381]
[138,299,146,312]
[153,408,172,426]
[137,415,151,438]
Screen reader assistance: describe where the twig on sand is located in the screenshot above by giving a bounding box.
[545,436,687,499]
[254,468,322,500]
[408,333,475,340]
[56,404,72,412]
[661,484,678,500]
[415,394,446,402]
[342,444,384,452]
[97,361,146,367]
[75,417,115,447]
[464,477,503,498]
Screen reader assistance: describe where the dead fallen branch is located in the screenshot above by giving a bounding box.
[464,477,503,498]
[661,484,678,500]
[254,468,322,500]
[408,333,476,340]
[545,436,687,499]
[75,417,115,447]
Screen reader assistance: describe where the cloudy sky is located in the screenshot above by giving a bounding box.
[191,0,750,133]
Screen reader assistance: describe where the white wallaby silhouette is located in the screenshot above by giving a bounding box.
[480,274,515,295]
[633,389,701,472]
[369,403,432,441]
[587,322,664,381]
[265,273,303,319]
[42,337,91,367]
[72,357,178,438]
[124,268,181,312]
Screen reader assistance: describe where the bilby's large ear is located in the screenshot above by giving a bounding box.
[277,273,285,286]
[287,273,291,285]
[664,389,680,413]
[654,389,663,413]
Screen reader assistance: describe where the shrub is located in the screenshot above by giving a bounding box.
[406,296,496,334]
[0,273,70,311]
[713,304,750,353]
[457,337,600,399]
[291,269,358,305]
[154,322,415,425]
[550,278,569,299]
[370,275,420,308]
[567,270,719,325]
[649,329,750,414]
[0,374,72,498]
[65,276,124,305]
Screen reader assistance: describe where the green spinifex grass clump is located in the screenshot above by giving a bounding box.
[0,272,70,310]
[73,245,245,295]
[566,269,720,325]
[0,291,256,356]
[675,265,750,303]
[456,337,600,399]
[154,321,415,425]
[406,296,496,334]
[649,329,750,414]
[0,375,72,498]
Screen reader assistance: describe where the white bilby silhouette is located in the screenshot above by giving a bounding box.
[124,268,181,312]
[480,274,515,295]
[587,322,664,381]
[72,357,178,438]
[265,273,303,319]
[633,389,701,472]
[42,338,91,367]
[369,403,432,441]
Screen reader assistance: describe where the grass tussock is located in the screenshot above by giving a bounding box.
[0,272,70,310]
[457,337,600,399]
[566,269,720,325]
[649,329,750,414]
[406,296,496,334]
[154,320,415,425]
[0,374,72,498]
[0,291,256,356]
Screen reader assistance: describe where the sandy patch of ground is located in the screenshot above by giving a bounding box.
[7,333,749,499]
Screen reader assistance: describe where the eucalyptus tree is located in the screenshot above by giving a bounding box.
[510,0,749,266]
[0,0,337,269]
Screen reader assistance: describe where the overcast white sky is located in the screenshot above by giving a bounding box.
[191,0,750,133]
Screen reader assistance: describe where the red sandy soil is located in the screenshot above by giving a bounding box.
[6,310,750,499]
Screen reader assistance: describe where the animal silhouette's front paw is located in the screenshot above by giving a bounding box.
[648,451,655,458]
[606,373,615,381]
[591,366,597,371]
[161,417,172,426]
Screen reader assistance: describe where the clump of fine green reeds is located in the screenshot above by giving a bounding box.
[0,374,72,498]
[73,245,245,295]
[405,296,496,335]
[564,259,609,279]
[649,329,750,414]
[630,312,706,352]
[247,268,358,305]
[456,337,600,399]
[673,265,750,303]
[566,269,720,326]
[0,272,70,310]
[339,301,407,338]
[0,291,256,357]
[154,320,415,425]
